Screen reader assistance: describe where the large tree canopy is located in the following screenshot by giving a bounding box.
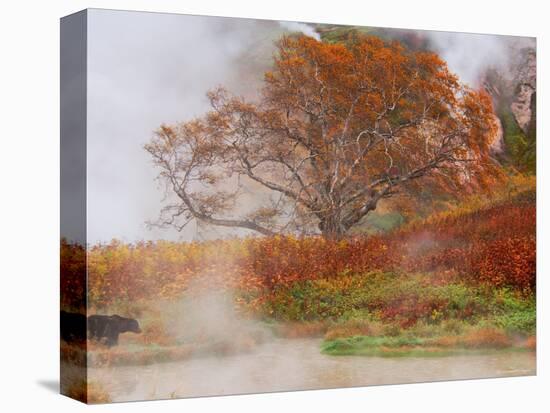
[145,35,498,239]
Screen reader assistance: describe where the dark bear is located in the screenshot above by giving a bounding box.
[88,314,141,347]
[60,310,87,344]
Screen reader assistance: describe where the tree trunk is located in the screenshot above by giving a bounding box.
[319,216,348,241]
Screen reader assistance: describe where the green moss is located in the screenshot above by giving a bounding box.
[497,104,536,174]
[318,26,373,44]
[362,211,405,234]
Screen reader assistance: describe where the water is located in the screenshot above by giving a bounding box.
[88,338,536,402]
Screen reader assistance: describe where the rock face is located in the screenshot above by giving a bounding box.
[510,48,536,134]
[481,43,536,172]
[491,114,504,153]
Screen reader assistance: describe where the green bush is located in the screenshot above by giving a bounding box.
[261,273,535,340]
[498,105,535,174]
[264,272,490,323]
[490,289,536,335]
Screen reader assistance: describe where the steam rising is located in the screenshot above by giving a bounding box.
[424,31,535,86]
[163,286,270,348]
[87,10,282,243]
[278,21,320,40]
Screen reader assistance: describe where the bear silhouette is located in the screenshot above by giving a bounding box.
[88,314,141,347]
[60,310,87,344]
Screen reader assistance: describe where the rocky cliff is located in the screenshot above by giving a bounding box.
[483,44,536,172]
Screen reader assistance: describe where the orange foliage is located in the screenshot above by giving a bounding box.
[274,322,329,338]
[122,322,175,347]
[460,328,512,349]
[60,239,86,311]
[245,235,397,290]
[60,191,535,310]
[400,199,536,292]
[429,329,512,349]
[525,336,536,351]
[324,320,376,340]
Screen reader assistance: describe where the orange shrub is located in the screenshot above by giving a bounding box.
[324,320,375,340]
[472,236,536,292]
[400,201,536,292]
[525,336,536,351]
[430,335,460,347]
[274,321,329,338]
[379,296,449,327]
[121,322,175,347]
[61,192,535,310]
[60,239,86,311]
[461,328,511,349]
[244,235,398,290]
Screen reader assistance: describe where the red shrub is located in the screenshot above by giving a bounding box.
[245,235,398,290]
[378,295,449,327]
[62,195,535,309]
[397,202,536,292]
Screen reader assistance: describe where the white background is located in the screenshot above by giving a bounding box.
[0,0,547,411]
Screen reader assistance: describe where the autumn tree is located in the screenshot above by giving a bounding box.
[145,35,498,240]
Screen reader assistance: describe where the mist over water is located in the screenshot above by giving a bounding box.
[88,341,535,401]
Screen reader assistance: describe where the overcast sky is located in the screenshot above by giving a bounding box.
[85,9,533,244]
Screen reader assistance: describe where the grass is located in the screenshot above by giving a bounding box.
[262,271,534,328]
[263,271,535,358]
[321,329,535,357]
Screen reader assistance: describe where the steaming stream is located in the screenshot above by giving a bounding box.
[88,338,535,401]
